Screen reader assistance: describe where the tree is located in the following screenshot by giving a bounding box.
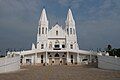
[107,45,112,51]
[105,45,120,57]
[106,44,113,56]
[0,55,5,58]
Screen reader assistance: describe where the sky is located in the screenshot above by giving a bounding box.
[0,0,120,54]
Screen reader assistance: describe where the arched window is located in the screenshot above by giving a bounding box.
[41,55,43,59]
[41,44,44,49]
[71,55,73,59]
[56,30,58,36]
[42,27,44,34]
[71,55,73,64]
[70,44,73,49]
[67,28,69,34]
[62,55,65,57]
[41,55,43,63]
[46,28,47,34]
[39,28,41,34]
[62,44,65,48]
[70,28,72,34]
[49,55,52,57]
[55,53,59,57]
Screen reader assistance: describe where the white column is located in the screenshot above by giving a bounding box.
[22,55,25,65]
[89,51,92,62]
[45,42,49,65]
[35,53,37,64]
[77,53,80,64]
[67,51,70,64]
[45,51,47,63]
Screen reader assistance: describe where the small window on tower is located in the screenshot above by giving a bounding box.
[41,44,44,49]
[56,30,58,36]
[73,29,75,34]
[70,28,72,34]
[62,44,65,48]
[42,27,44,34]
[46,28,47,34]
[70,44,73,49]
[39,28,41,34]
[67,28,69,34]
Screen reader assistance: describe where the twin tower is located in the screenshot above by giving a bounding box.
[35,8,79,50]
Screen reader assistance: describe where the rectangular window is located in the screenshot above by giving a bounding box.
[70,28,72,34]
[70,44,73,49]
[42,27,44,34]
[41,44,44,49]
[26,59,31,64]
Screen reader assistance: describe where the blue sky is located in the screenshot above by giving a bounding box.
[0,0,120,54]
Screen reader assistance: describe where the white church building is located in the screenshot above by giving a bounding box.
[7,8,96,65]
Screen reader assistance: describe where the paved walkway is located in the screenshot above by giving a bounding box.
[0,65,120,80]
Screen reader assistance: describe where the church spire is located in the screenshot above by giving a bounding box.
[65,9,76,36]
[38,8,48,35]
[66,9,75,25]
[39,8,48,23]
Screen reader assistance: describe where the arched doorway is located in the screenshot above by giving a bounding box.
[55,53,59,57]
[71,55,73,64]
[49,54,52,65]
[41,55,43,63]
[62,54,66,65]
[54,53,60,65]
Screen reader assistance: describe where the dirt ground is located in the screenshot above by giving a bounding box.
[0,65,120,80]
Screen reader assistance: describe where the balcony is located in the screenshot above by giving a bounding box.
[53,45,61,50]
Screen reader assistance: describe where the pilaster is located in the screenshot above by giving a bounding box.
[67,51,70,65]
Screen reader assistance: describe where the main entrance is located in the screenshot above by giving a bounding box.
[54,53,60,65]
[54,58,60,65]
[48,53,67,65]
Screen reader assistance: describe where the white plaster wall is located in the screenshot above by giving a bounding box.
[98,55,120,70]
[0,56,20,73]
[66,36,79,50]
[23,54,35,64]
[48,39,66,49]
[36,53,41,63]
[37,36,47,49]
[48,24,66,38]
[36,53,46,63]
[69,53,77,63]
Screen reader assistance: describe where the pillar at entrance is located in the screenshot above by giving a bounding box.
[67,52,70,65]
[35,53,37,64]
[45,51,49,65]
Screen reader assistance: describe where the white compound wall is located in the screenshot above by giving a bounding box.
[98,55,120,70]
[0,56,20,73]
